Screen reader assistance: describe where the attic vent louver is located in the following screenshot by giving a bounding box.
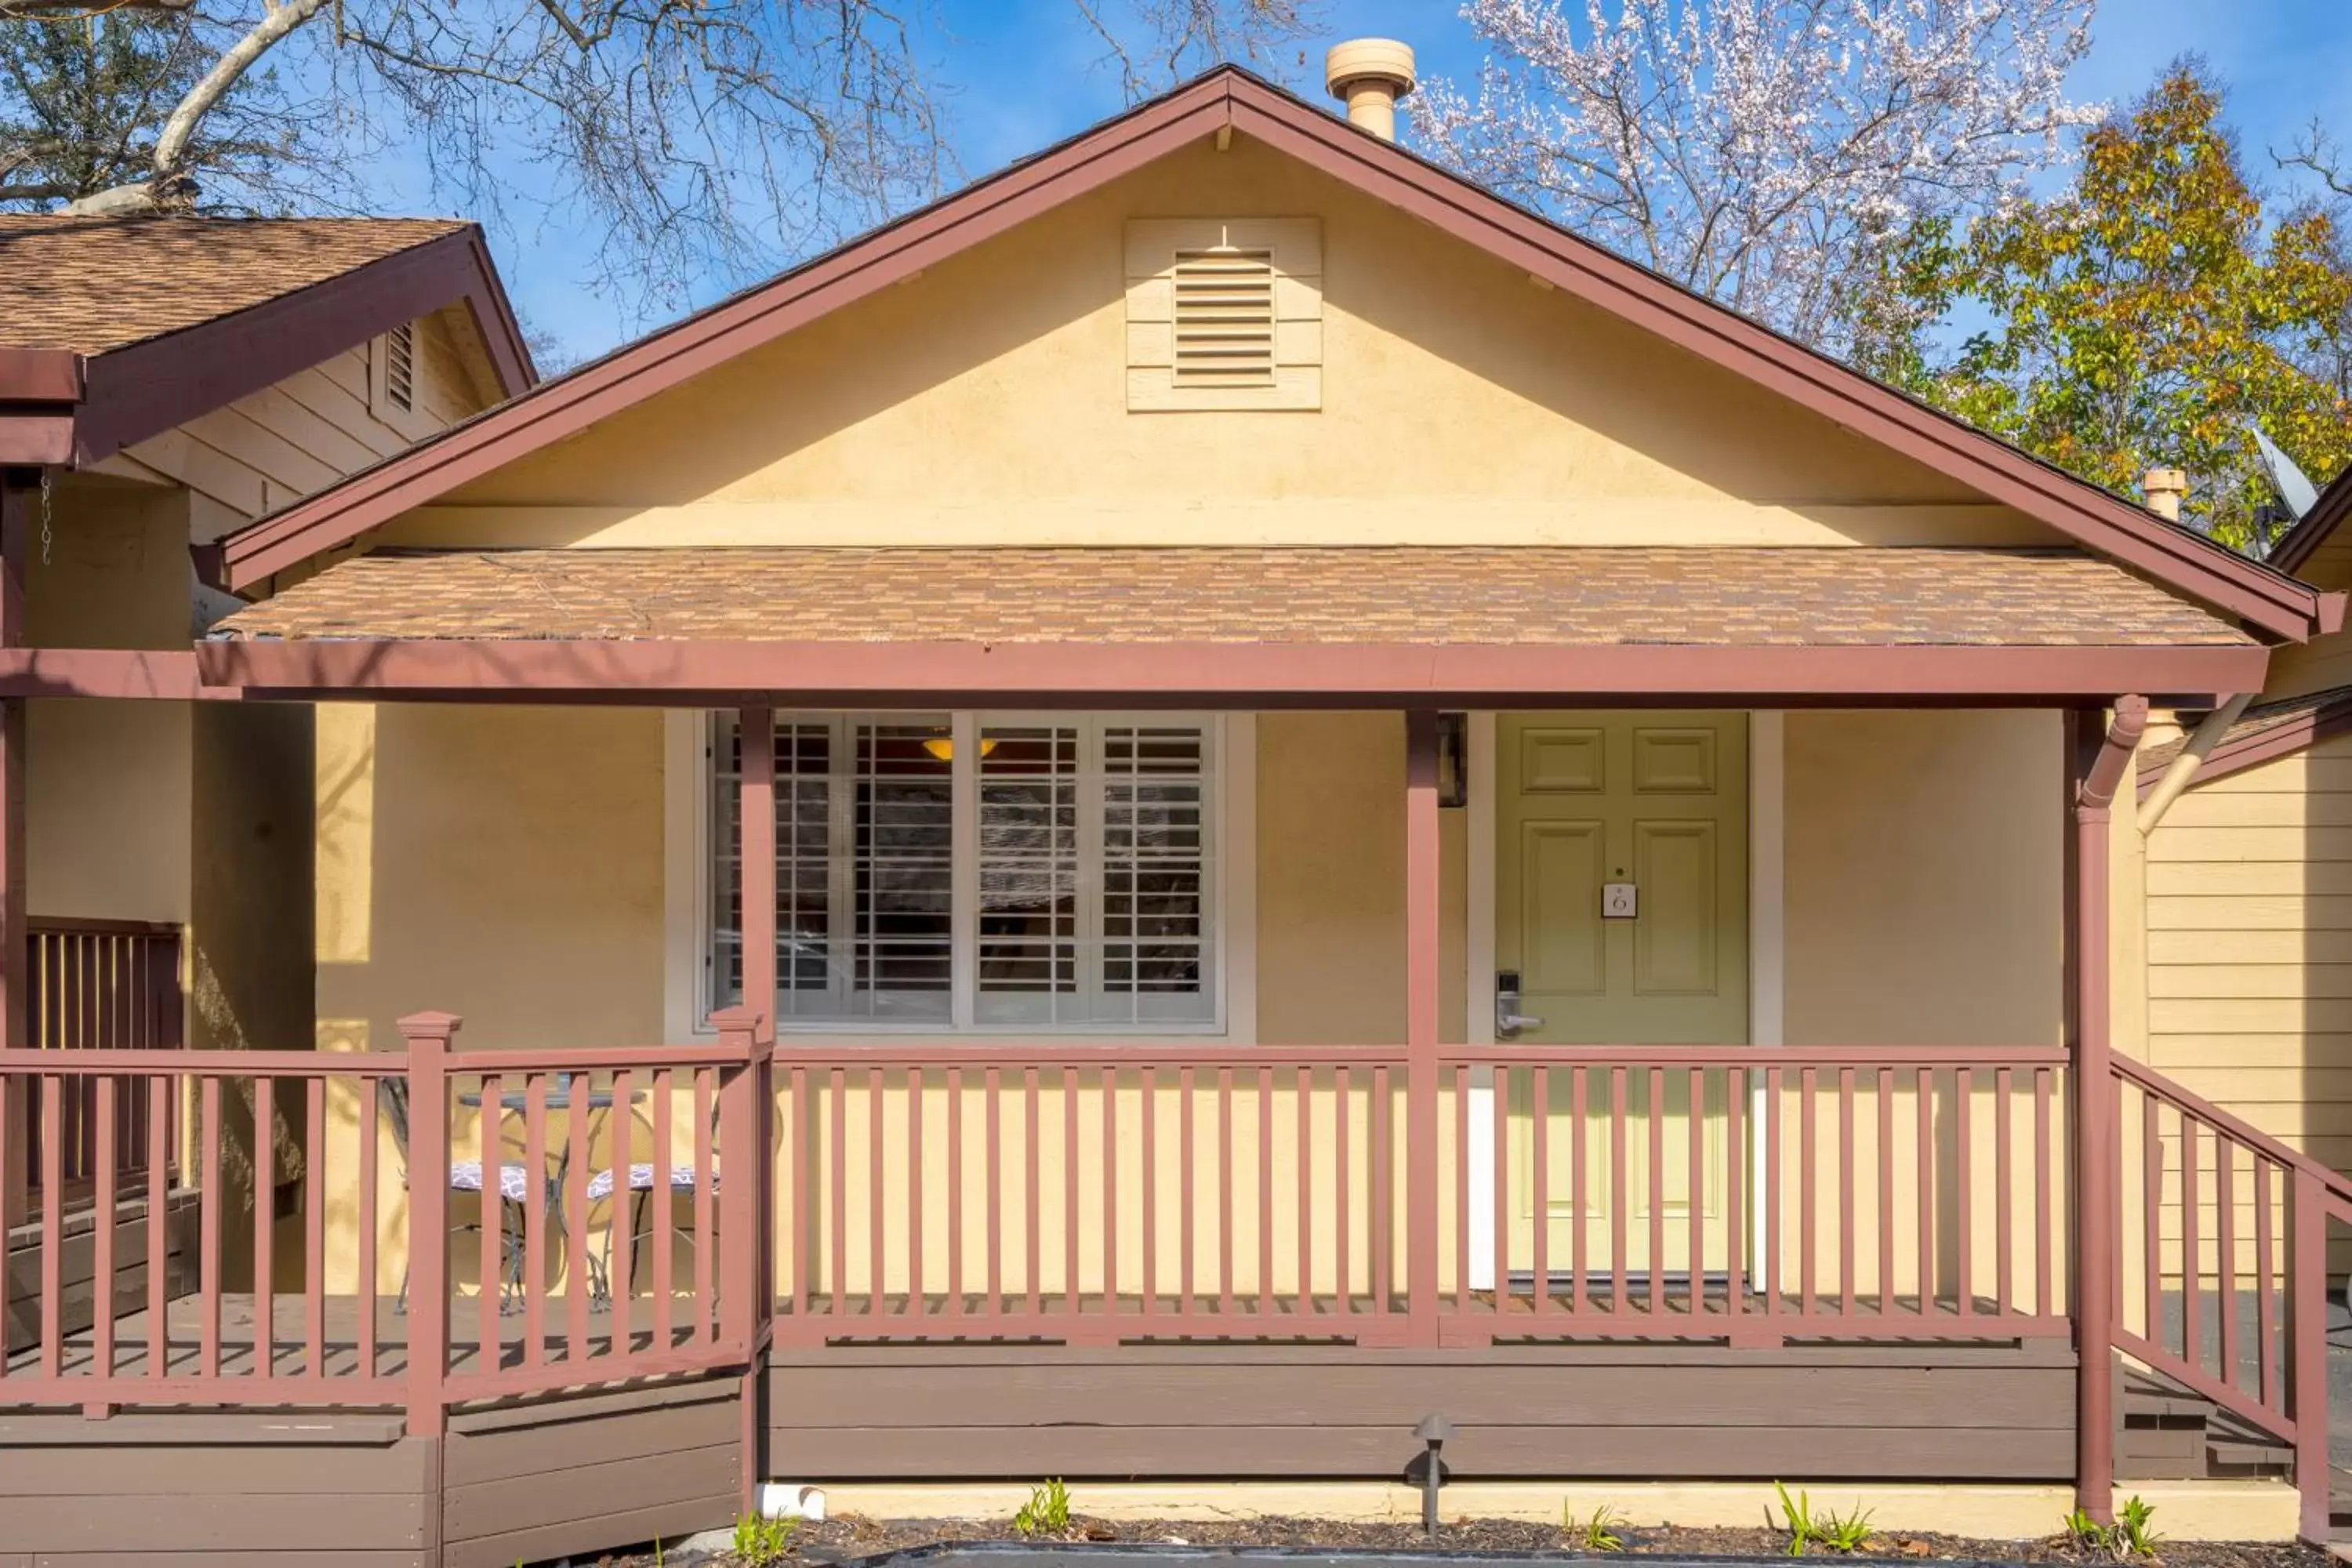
[1126,218,1321,412]
[1171,248,1278,388]
[385,321,417,412]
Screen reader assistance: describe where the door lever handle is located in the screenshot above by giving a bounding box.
[1495,998,1544,1036]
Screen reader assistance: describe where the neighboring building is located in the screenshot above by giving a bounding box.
[0,53,2344,1565]
[2125,466,2352,1243]
[0,212,531,1340]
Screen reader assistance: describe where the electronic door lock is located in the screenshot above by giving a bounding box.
[1495,969,1544,1036]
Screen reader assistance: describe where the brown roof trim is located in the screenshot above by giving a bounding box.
[2135,684,2352,798]
[2268,463,2352,576]
[0,224,532,470]
[0,350,83,464]
[186,636,2268,706]
[207,70,2335,644]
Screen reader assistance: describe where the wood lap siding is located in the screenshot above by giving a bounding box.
[2147,733,2352,1265]
[119,310,489,519]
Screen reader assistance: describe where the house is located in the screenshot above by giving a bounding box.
[0,48,2342,1566]
[2111,460,2352,1460]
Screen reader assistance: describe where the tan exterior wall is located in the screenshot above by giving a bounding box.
[375,138,2056,555]
[26,482,194,926]
[1784,710,2064,1048]
[2143,735,2352,1169]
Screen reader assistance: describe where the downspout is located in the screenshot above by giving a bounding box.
[2135,693,2255,833]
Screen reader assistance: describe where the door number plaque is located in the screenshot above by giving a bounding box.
[1602,883,1638,919]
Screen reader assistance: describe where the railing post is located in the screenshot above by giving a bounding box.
[398,1011,458,1440]
[2071,697,2145,1526]
[1405,709,1442,1345]
[2290,1169,2330,1544]
[713,1006,764,1355]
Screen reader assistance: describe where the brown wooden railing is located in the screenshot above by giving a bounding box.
[770,1043,1413,1345]
[1436,1046,2073,1345]
[0,1010,768,1432]
[2109,1053,2350,1541]
[762,1040,2073,1348]
[22,919,183,1196]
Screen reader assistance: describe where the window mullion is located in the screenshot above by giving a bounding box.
[1078,718,1107,1027]
[950,712,978,1029]
[826,716,855,1017]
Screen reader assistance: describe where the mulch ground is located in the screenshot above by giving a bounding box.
[595,1512,2333,1568]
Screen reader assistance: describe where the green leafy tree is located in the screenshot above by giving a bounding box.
[1848,64,2352,554]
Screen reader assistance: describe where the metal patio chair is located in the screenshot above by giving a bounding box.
[378,1076,555,1312]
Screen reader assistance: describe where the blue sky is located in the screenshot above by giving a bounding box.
[470,0,2352,367]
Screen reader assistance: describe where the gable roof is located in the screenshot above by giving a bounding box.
[0,214,533,469]
[2267,460,2352,577]
[204,68,2337,644]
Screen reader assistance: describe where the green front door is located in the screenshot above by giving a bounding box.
[1496,712,1750,1278]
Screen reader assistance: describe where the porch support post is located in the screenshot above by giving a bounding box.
[0,472,29,1227]
[1405,708,1442,1344]
[2071,695,2147,1524]
[735,707,776,1514]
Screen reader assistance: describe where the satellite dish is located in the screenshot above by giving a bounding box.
[2247,422,2321,519]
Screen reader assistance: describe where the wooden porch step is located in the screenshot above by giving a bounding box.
[2117,1361,2292,1483]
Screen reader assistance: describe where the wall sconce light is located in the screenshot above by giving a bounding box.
[1436,712,1468,809]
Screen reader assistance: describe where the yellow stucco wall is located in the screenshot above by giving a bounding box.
[1785,710,2064,1047]
[372,136,2055,555]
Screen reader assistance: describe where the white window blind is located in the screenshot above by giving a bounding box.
[712,713,1218,1030]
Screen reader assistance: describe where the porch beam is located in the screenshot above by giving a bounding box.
[0,647,205,699]
[1405,709,1442,1344]
[190,637,2270,707]
[2071,694,2148,1524]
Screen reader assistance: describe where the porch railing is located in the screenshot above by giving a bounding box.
[2108,1053,2350,1540]
[0,1011,767,1431]
[21,917,183,1197]
[762,1040,2073,1348]
[7,1022,2350,1538]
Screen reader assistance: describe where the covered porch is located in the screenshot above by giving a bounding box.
[0,537,2336,1555]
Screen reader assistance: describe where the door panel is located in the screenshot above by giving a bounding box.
[1497,712,1749,1283]
[1521,821,1605,996]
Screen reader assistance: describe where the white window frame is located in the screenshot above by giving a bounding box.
[664,710,1256,1042]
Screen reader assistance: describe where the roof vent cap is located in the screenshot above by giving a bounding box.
[1325,38,1415,142]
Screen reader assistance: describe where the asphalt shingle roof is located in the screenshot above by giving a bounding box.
[214,546,2256,647]
[0,214,466,357]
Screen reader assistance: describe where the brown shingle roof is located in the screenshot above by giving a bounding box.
[0,214,467,357]
[214,546,2254,647]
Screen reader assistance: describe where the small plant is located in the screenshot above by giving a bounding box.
[1774,1483,1874,1556]
[2061,1497,2160,1561]
[1565,1501,1628,1552]
[2115,1495,2160,1558]
[1013,1478,1073,1538]
[734,1511,799,1566]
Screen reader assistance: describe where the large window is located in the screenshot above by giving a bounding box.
[711,713,1220,1030]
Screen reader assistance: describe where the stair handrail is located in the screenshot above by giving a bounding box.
[2112,1052,2352,1213]
[2110,1050,2343,1544]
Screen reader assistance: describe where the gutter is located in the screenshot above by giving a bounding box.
[2136,694,2256,833]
